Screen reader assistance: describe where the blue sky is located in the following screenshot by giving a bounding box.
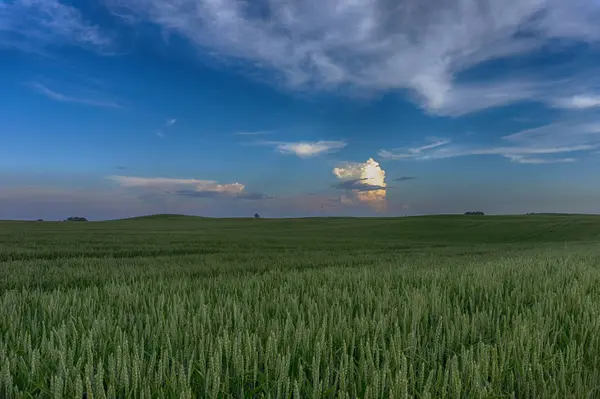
[2,0,600,219]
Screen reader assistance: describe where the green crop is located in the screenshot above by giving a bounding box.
[0,215,599,398]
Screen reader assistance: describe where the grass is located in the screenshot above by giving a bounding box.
[1,215,600,398]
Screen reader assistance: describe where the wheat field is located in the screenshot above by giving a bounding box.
[1,215,600,398]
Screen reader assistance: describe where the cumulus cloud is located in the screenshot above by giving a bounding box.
[260,140,347,157]
[379,120,600,163]
[107,0,600,115]
[0,0,112,52]
[108,175,271,201]
[333,158,387,211]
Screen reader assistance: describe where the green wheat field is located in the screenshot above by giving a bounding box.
[1,214,600,398]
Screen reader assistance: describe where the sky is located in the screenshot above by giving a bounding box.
[1,0,600,220]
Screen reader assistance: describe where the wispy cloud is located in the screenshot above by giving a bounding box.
[503,155,576,164]
[175,190,272,201]
[28,82,124,109]
[108,176,215,188]
[107,175,272,201]
[109,0,600,115]
[502,120,600,148]
[156,118,178,138]
[258,140,347,158]
[0,0,112,53]
[235,130,273,136]
[379,120,600,163]
[333,158,387,211]
[551,95,600,109]
[379,139,451,160]
[395,176,417,182]
[333,178,388,192]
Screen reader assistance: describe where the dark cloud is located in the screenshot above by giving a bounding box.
[333,178,388,192]
[394,176,417,181]
[174,190,273,201]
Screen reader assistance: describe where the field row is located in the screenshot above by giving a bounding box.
[1,249,599,397]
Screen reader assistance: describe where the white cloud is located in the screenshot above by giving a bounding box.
[263,140,347,157]
[28,82,123,108]
[333,158,387,211]
[107,175,270,200]
[0,0,112,52]
[379,120,600,163]
[552,95,600,109]
[379,139,451,160]
[502,120,600,147]
[201,182,245,195]
[503,155,576,164]
[108,176,215,188]
[108,0,600,115]
[167,118,177,126]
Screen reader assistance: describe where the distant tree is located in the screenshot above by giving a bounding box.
[254,213,260,219]
[36,219,43,222]
[66,216,88,222]
[464,211,485,216]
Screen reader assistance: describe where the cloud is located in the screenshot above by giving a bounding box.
[333,178,388,192]
[379,120,600,163]
[0,0,112,52]
[332,158,387,210]
[173,181,272,201]
[259,140,347,157]
[395,176,416,181]
[108,176,215,188]
[108,175,272,201]
[415,78,545,117]
[379,139,452,160]
[503,155,576,164]
[502,120,600,148]
[156,118,177,138]
[108,0,600,115]
[235,130,273,136]
[380,140,594,162]
[551,95,600,109]
[28,82,123,108]
[175,189,272,201]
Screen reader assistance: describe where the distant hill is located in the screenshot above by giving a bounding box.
[4,214,600,247]
[114,214,210,221]
[525,213,588,216]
